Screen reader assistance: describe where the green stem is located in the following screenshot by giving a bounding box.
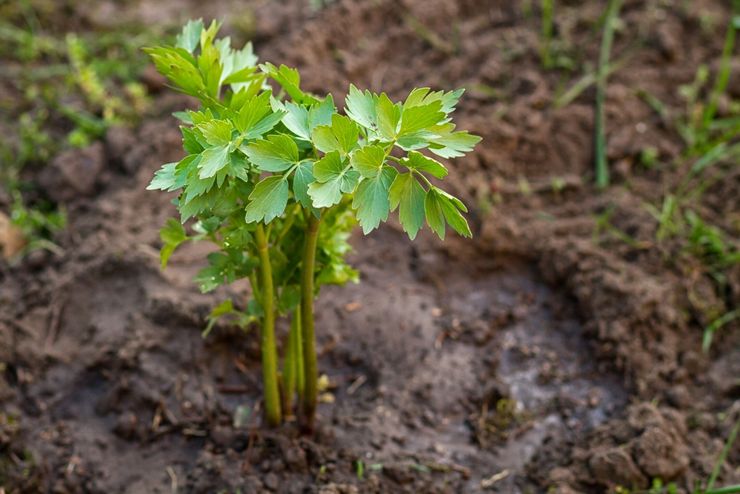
[594,0,622,189]
[255,224,282,427]
[300,214,320,430]
[282,308,305,416]
[294,302,305,401]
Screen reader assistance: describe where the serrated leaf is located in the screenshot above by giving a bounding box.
[402,151,448,178]
[345,84,377,130]
[144,46,204,97]
[311,114,359,155]
[234,91,284,138]
[437,190,471,237]
[181,127,204,154]
[173,111,193,124]
[246,111,286,140]
[308,151,359,208]
[308,95,336,131]
[389,173,426,240]
[399,100,444,136]
[197,119,233,146]
[293,160,315,208]
[159,218,188,269]
[376,93,401,141]
[148,162,178,191]
[352,166,397,234]
[404,87,464,115]
[198,144,231,178]
[424,188,471,239]
[242,134,298,172]
[429,130,481,158]
[350,145,386,178]
[282,97,334,141]
[260,62,319,104]
[424,189,446,239]
[203,299,235,337]
[244,176,289,223]
[282,101,310,139]
[176,19,204,53]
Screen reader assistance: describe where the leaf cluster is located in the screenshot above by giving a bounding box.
[146,19,480,325]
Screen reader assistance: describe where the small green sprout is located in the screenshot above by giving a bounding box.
[145,19,480,429]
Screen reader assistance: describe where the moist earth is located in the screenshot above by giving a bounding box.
[1,0,739,493]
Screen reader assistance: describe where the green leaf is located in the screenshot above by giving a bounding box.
[402,151,448,178]
[148,162,178,191]
[293,160,315,208]
[404,87,464,115]
[376,93,401,141]
[197,119,233,146]
[308,151,359,208]
[399,100,444,136]
[144,46,204,97]
[260,62,318,104]
[203,299,235,337]
[176,19,204,53]
[311,114,359,155]
[198,144,231,178]
[437,190,471,237]
[345,84,377,130]
[159,218,188,269]
[429,130,481,158]
[242,134,299,172]
[282,101,310,140]
[308,95,336,131]
[234,91,286,139]
[350,145,386,178]
[424,189,446,239]
[244,176,289,223]
[389,173,426,240]
[181,127,204,154]
[352,166,397,234]
[246,111,286,140]
[424,188,471,239]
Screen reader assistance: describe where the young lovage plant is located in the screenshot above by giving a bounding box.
[146,20,480,429]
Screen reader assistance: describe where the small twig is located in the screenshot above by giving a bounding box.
[347,375,367,395]
[45,295,67,345]
[166,465,178,494]
[480,469,510,489]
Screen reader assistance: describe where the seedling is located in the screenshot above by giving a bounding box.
[145,20,480,428]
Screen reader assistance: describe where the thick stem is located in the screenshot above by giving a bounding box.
[255,224,282,427]
[282,309,301,416]
[300,215,320,430]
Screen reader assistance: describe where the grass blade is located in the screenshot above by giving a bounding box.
[594,0,622,189]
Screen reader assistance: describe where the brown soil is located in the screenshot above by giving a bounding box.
[1,0,739,493]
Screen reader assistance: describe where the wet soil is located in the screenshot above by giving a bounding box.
[1,0,739,493]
